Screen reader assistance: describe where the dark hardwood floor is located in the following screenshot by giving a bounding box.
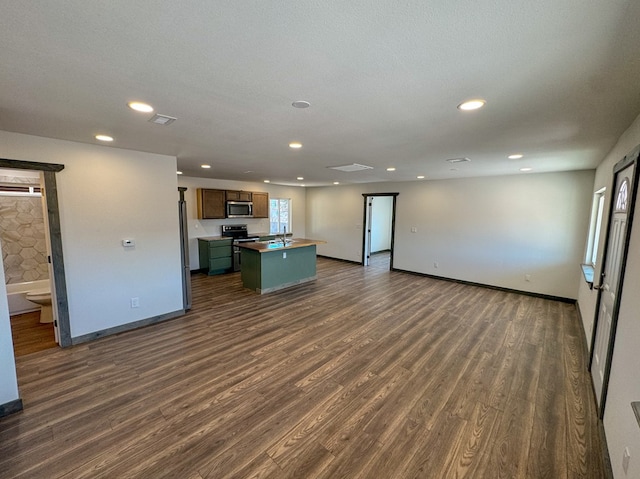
[9,310,57,357]
[0,257,607,478]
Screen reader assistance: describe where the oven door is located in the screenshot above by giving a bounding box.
[233,237,259,271]
[233,245,242,272]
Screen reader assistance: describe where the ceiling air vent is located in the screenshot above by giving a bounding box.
[446,157,471,163]
[148,114,177,126]
[328,163,374,172]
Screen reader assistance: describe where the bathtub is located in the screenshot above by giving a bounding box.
[5,280,50,315]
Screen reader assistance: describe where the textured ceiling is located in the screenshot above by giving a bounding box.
[1,1,640,186]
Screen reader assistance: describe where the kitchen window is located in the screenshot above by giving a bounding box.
[270,198,291,234]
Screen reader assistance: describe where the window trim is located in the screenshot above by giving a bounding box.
[581,187,606,288]
[586,187,606,266]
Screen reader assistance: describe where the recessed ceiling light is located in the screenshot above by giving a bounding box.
[457,99,486,111]
[177,171,183,175]
[333,182,340,185]
[386,167,396,172]
[292,100,311,109]
[95,134,113,142]
[520,167,533,172]
[289,142,303,149]
[264,180,270,183]
[297,177,304,180]
[328,163,373,172]
[417,175,425,179]
[201,164,211,169]
[128,101,154,113]
[446,157,471,163]
[508,154,524,159]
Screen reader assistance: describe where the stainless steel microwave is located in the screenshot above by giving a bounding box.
[226,201,253,218]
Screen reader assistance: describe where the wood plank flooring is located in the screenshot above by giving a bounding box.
[9,311,57,357]
[0,256,607,478]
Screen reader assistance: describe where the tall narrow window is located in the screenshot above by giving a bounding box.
[586,187,606,266]
[270,198,291,234]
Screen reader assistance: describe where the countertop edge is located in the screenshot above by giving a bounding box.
[238,238,326,253]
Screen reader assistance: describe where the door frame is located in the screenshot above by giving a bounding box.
[361,193,398,268]
[0,158,71,347]
[178,187,192,311]
[588,146,640,417]
[364,196,373,266]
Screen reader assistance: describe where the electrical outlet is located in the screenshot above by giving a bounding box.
[131,297,140,308]
[283,252,287,259]
[623,446,631,474]
[434,262,439,269]
[411,227,418,233]
[525,274,531,282]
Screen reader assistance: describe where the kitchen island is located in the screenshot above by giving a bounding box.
[238,239,326,294]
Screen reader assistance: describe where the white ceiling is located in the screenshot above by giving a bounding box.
[1,1,640,186]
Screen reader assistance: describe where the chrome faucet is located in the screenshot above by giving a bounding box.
[281,225,287,245]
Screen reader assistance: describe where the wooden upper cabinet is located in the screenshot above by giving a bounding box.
[226,190,252,202]
[252,192,269,218]
[196,188,267,219]
[196,188,225,219]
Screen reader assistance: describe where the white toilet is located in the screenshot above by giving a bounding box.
[25,289,53,324]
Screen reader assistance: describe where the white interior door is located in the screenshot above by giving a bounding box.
[591,160,635,411]
[40,173,59,344]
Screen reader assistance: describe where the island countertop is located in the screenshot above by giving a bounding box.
[237,238,326,253]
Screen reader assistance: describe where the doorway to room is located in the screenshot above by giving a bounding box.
[0,168,57,355]
[362,193,398,270]
[0,158,71,353]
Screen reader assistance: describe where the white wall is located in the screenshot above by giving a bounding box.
[307,170,594,299]
[371,196,393,253]
[177,176,306,270]
[0,131,184,339]
[0,239,19,408]
[577,115,640,344]
[576,112,640,479]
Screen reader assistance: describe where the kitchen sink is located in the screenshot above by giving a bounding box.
[263,239,295,247]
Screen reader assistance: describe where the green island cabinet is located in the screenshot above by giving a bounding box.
[240,242,320,294]
[198,237,233,275]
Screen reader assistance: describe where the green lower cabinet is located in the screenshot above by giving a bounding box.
[198,238,233,275]
[209,256,232,272]
[241,245,317,293]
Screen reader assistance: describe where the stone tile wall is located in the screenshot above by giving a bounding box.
[0,195,49,284]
